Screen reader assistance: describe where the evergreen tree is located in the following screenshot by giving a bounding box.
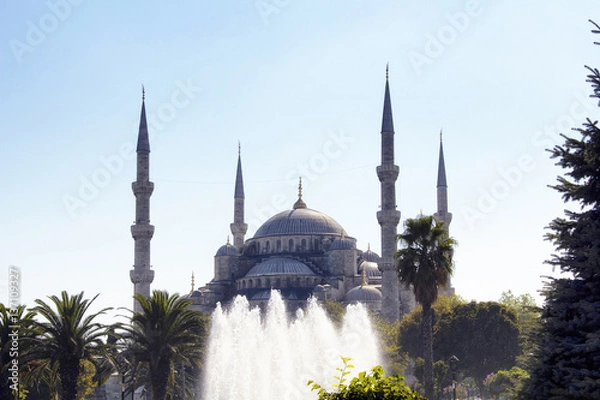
[524,20,600,399]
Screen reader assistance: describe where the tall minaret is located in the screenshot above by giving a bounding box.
[433,131,454,295]
[130,87,155,313]
[230,143,247,249]
[377,65,402,321]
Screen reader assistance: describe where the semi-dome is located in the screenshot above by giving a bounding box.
[245,257,315,276]
[216,242,239,256]
[253,208,345,239]
[361,246,381,263]
[358,261,382,280]
[345,285,382,303]
[330,235,356,250]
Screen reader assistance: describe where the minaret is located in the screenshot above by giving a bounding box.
[377,65,402,321]
[130,87,155,313]
[433,130,452,227]
[433,131,454,294]
[230,143,248,249]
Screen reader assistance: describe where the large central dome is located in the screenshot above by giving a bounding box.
[253,208,345,238]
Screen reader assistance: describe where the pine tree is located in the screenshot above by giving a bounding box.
[524,20,600,399]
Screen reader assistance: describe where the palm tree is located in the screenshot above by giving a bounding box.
[26,291,112,400]
[395,215,456,400]
[1,303,35,399]
[120,291,208,400]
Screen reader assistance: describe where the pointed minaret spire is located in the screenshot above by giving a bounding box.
[190,272,195,294]
[137,86,150,154]
[437,129,447,189]
[130,88,155,313]
[230,145,248,249]
[376,65,403,321]
[435,130,451,220]
[381,65,395,135]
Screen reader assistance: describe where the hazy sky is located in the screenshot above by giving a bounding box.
[1,1,599,319]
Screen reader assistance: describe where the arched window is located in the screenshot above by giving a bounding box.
[276,240,282,252]
[301,239,307,251]
[249,279,253,288]
[314,239,319,251]
[288,239,294,252]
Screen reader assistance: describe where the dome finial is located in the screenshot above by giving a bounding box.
[226,235,230,245]
[293,177,307,209]
[386,62,389,80]
[190,272,195,294]
[368,243,371,251]
[440,128,443,142]
[142,84,145,102]
[238,140,241,156]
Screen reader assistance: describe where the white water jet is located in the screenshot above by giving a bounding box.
[201,291,381,400]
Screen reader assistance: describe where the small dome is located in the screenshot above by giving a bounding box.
[330,236,355,250]
[216,243,239,256]
[246,257,315,277]
[361,248,381,263]
[345,285,382,303]
[359,261,382,280]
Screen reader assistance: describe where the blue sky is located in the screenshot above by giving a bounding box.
[1,1,599,318]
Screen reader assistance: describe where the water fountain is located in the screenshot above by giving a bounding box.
[202,291,382,399]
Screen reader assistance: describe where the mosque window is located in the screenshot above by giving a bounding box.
[288,239,294,252]
[265,241,270,253]
[301,239,307,251]
[276,239,281,252]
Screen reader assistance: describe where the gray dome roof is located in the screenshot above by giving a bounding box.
[253,208,344,238]
[359,261,382,279]
[246,257,315,277]
[216,243,239,256]
[330,236,355,250]
[361,248,381,263]
[345,285,382,303]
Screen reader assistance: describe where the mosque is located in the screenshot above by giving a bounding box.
[128,69,453,321]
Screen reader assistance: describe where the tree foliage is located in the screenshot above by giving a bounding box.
[25,291,112,400]
[485,366,529,400]
[0,304,34,400]
[308,357,426,400]
[120,291,209,400]
[395,215,456,399]
[523,20,600,399]
[398,298,520,396]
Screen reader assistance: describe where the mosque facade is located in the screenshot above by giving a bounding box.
[129,71,453,320]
